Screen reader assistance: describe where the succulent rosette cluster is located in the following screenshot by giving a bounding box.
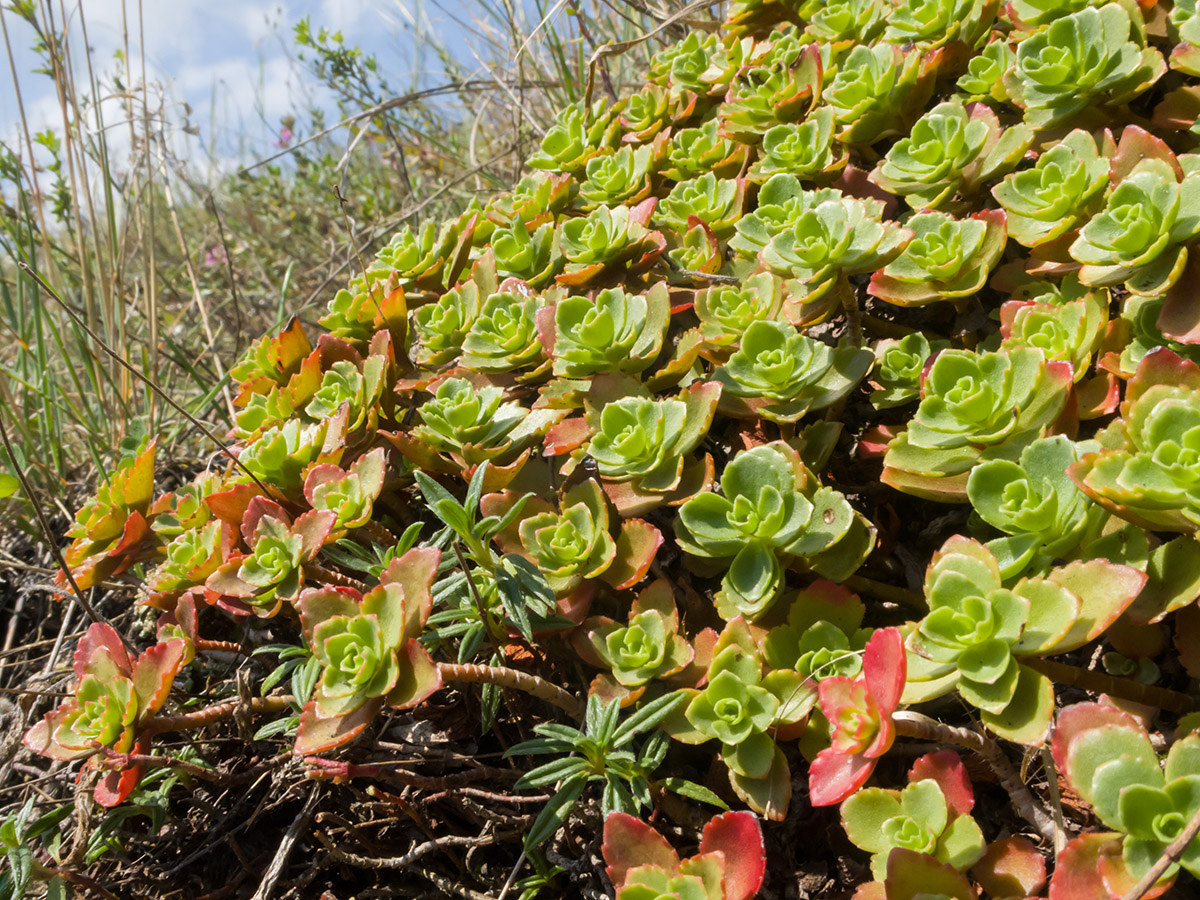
[39,1,1200,896]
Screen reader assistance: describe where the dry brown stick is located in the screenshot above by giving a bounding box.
[250,785,321,900]
[1022,656,1200,714]
[893,711,1058,843]
[436,662,584,718]
[317,830,511,869]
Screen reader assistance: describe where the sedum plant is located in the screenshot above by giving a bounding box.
[578,145,655,210]
[527,100,623,175]
[1068,156,1200,296]
[748,109,847,184]
[1071,348,1200,531]
[541,283,670,377]
[662,118,748,182]
[991,128,1109,250]
[881,347,1073,501]
[840,752,987,880]
[655,173,746,241]
[905,535,1143,743]
[761,192,912,322]
[580,579,695,700]
[880,0,997,51]
[868,210,1007,307]
[694,272,786,355]
[808,628,906,807]
[1005,4,1165,128]
[870,101,1032,210]
[557,202,666,287]
[294,548,440,754]
[303,448,387,537]
[955,39,1014,102]
[602,811,766,900]
[206,497,335,618]
[822,44,935,145]
[868,333,948,409]
[712,321,874,423]
[676,443,873,619]
[1052,702,1200,894]
[967,435,1108,579]
[24,623,187,807]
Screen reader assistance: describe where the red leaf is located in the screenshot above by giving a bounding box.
[808,747,876,808]
[908,750,973,818]
[74,622,131,680]
[602,812,679,888]
[1050,701,1143,776]
[971,837,1046,899]
[863,627,905,714]
[698,811,765,900]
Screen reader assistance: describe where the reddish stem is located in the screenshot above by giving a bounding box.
[436,662,584,718]
[145,695,293,736]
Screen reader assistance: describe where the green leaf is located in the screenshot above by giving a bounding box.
[659,777,729,809]
[612,690,689,746]
[525,774,589,849]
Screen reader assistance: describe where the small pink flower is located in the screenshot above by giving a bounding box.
[203,245,228,267]
[272,126,293,149]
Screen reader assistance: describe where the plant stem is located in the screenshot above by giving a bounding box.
[145,695,293,736]
[437,662,584,718]
[304,561,370,593]
[194,639,248,655]
[1021,656,1200,714]
[892,711,1057,843]
[359,519,397,546]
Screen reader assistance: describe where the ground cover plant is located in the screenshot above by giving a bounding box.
[20,0,1200,897]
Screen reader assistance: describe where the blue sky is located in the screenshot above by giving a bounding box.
[1,0,553,175]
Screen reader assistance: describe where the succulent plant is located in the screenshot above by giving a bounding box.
[305,357,385,433]
[303,448,387,536]
[618,85,672,143]
[489,219,561,287]
[206,497,335,617]
[366,213,475,294]
[868,210,1007,307]
[870,101,1031,210]
[581,579,693,692]
[542,283,670,377]
[991,128,1109,250]
[804,0,885,46]
[557,202,666,288]
[748,109,847,184]
[655,173,746,241]
[868,333,948,409]
[676,443,873,619]
[967,435,1108,578]
[1068,156,1200,296]
[294,548,440,754]
[583,378,720,505]
[662,118,749,183]
[460,289,547,375]
[238,419,336,495]
[411,270,491,366]
[729,175,843,260]
[822,44,934,145]
[955,39,1015,102]
[996,282,1109,383]
[760,580,868,684]
[1005,4,1165,128]
[880,0,997,52]
[694,272,786,355]
[840,752,986,879]
[486,479,662,597]
[1071,348,1200,532]
[719,45,823,142]
[1053,702,1200,893]
[602,811,766,900]
[808,628,906,807]
[526,100,623,175]
[761,192,912,321]
[24,623,187,806]
[486,171,572,229]
[906,535,1143,742]
[712,321,874,423]
[578,145,655,210]
[62,439,159,590]
[882,347,1073,501]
